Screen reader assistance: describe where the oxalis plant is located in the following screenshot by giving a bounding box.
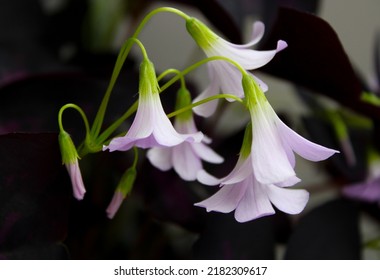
[58,7,338,223]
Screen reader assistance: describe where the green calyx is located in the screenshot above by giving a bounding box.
[242,73,267,109]
[59,131,80,164]
[139,58,160,97]
[175,87,193,122]
[186,17,218,50]
[240,123,253,159]
[117,167,137,197]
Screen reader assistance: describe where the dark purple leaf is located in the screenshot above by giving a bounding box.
[192,213,275,259]
[261,8,380,120]
[163,0,242,43]
[284,199,361,259]
[0,133,71,259]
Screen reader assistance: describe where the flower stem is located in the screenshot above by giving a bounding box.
[167,94,243,119]
[160,56,246,93]
[89,7,190,139]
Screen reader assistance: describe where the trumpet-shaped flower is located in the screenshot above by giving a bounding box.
[195,126,309,222]
[186,18,287,117]
[58,131,86,200]
[103,59,203,152]
[242,74,339,186]
[147,88,223,180]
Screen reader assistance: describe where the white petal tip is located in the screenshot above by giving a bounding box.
[277,40,288,52]
[197,170,222,186]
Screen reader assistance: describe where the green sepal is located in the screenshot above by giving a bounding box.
[117,167,137,197]
[186,17,217,50]
[58,131,80,164]
[139,58,160,97]
[175,87,193,122]
[240,123,252,159]
[242,73,266,109]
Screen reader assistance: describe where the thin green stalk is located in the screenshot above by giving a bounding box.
[167,94,243,119]
[58,103,91,136]
[89,7,190,138]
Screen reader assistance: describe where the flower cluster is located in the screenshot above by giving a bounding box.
[58,7,339,222]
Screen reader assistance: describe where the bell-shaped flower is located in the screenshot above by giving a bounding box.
[242,73,339,186]
[103,59,203,152]
[186,17,287,117]
[147,87,223,181]
[106,167,137,219]
[343,151,380,205]
[195,125,309,222]
[58,130,86,200]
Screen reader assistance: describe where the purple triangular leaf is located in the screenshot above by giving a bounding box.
[261,8,380,119]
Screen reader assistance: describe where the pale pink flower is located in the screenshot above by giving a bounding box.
[195,154,309,223]
[147,115,223,181]
[243,74,339,185]
[103,59,203,152]
[65,160,86,200]
[186,18,287,117]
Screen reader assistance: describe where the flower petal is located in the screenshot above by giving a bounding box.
[106,191,124,219]
[193,65,220,117]
[226,21,265,49]
[194,182,247,213]
[172,142,203,181]
[211,39,287,70]
[222,156,252,185]
[192,142,224,164]
[266,185,309,215]
[250,103,296,185]
[147,147,173,171]
[234,176,275,222]
[276,116,339,162]
[197,170,222,186]
[66,161,86,200]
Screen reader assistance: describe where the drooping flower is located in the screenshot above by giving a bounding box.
[343,150,380,205]
[195,125,309,222]
[242,73,339,186]
[186,18,287,117]
[58,130,86,200]
[106,167,137,219]
[147,87,223,181]
[103,59,203,152]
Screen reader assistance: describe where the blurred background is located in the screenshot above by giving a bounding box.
[1,0,380,260]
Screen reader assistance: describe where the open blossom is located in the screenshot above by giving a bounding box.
[195,126,309,222]
[103,59,203,152]
[147,87,223,181]
[58,131,86,200]
[242,74,339,185]
[186,18,287,117]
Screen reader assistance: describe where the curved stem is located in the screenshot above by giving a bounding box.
[58,103,91,136]
[160,56,246,93]
[158,68,185,88]
[132,146,139,168]
[89,7,190,139]
[167,94,244,119]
